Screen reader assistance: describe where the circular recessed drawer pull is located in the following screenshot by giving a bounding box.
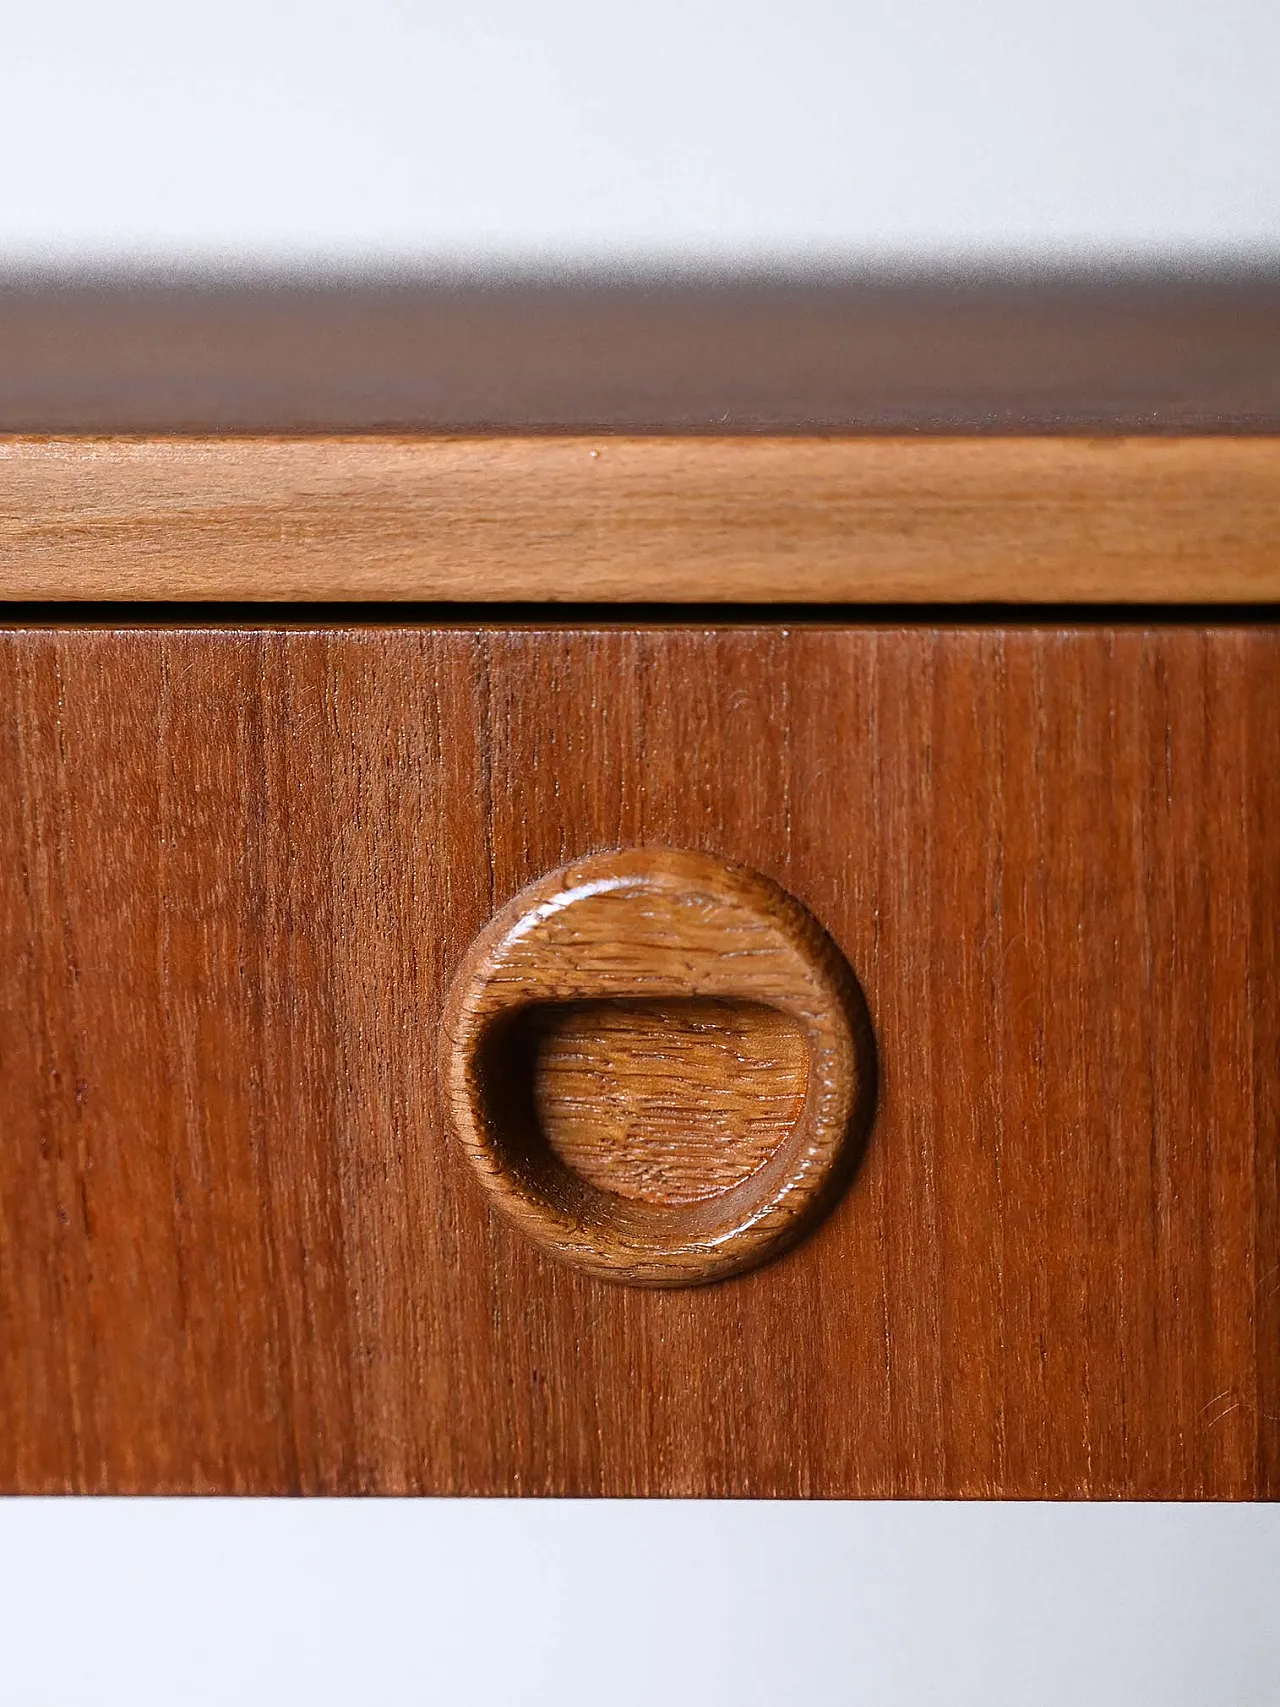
[440,848,876,1287]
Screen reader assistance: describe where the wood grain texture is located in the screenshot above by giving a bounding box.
[532,998,808,1207]
[1,622,1278,1496]
[3,270,1279,432]
[441,849,870,1286]
[3,436,1280,603]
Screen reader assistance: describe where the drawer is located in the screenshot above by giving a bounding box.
[2,621,1276,1497]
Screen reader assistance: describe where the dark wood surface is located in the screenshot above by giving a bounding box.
[3,269,1280,432]
[2,622,1277,1496]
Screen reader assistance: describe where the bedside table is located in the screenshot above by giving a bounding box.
[3,271,1277,1496]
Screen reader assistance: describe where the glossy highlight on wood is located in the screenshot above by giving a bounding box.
[1,622,1277,1497]
[440,849,871,1286]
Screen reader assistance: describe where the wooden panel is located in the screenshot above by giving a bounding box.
[4,436,1280,603]
[2,271,1279,432]
[1,623,1277,1496]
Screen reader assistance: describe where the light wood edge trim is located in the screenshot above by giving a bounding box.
[439,849,876,1287]
[2,434,1278,604]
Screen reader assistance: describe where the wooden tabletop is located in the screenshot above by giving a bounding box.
[3,266,1280,433]
[4,268,1278,604]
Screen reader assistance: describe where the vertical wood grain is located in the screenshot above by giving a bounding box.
[1,623,1276,1496]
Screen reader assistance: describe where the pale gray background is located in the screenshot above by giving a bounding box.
[2,3,1278,1700]
[1,0,1278,263]
[2,1501,1279,1705]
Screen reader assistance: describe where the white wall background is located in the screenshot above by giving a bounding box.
[3,1500,1279,1706]
[1,0,1278,265]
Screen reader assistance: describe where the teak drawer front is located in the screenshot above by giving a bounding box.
[2,623,1277,1498]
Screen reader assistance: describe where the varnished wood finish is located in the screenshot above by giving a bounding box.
[2,622,1277,1496]
[2,270,1279,432]
[532,999,807,1208]
[4,436,1280,603]
[440,849,871,1286]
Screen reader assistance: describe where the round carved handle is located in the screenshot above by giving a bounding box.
[440,848,875,1287]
